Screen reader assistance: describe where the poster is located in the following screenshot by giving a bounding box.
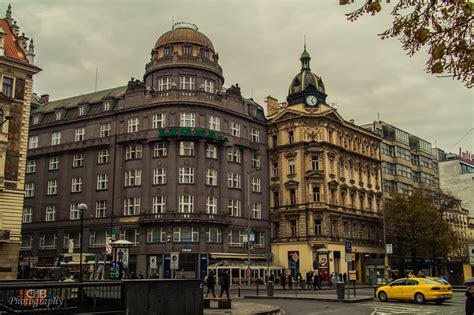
[116,248,129,268]
[288,251,300,275]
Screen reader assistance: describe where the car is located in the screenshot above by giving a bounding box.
[428,276,450,285]
[376,277,452,304]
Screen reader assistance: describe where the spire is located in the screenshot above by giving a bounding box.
[300,41,311,71]
[6,4,11,19]
[28,38,34,52]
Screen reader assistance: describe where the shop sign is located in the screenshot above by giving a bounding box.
[159,128,228,142]
[170,252,179,270]
[349,270,357,281]
[149,256,157,269]
[386,244,393,255]
[318,254,328,268]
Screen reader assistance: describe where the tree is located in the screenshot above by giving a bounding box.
[340,0,473,88]
[384,191,457,274]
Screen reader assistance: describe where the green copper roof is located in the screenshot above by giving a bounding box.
[300,48,311,60]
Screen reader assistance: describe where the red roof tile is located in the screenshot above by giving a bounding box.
[0,19,27,62]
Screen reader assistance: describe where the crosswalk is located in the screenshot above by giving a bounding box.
[369,302,462,314]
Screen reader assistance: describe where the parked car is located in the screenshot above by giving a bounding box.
[428,276,450,285]
[376,277,452,304]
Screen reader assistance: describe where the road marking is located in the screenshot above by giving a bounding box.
[370,302,449,314]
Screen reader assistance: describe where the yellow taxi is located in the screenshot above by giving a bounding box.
[376,277,452,304]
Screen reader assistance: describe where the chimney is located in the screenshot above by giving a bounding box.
[26,38,35,64]
[265,96,279,116]
[40,94,50,104]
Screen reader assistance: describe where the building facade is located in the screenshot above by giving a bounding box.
[21,22,270,282]
[268,48,384,284]
[0,5,40,279]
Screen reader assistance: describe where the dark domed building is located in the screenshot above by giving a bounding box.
[22,22,271,282]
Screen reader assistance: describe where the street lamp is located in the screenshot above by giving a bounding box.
[78,203,88,282]
[0,115,13,126]
[246,168,260,286]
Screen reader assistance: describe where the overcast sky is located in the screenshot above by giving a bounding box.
[7,0,473,153]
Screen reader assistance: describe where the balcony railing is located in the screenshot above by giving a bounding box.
[146,55,223,74]
[272,235,382,246]
[141,212,228,224]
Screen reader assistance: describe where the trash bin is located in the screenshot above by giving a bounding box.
[266,281,274,296]
[336,281,345,299]
[299,279,305,289]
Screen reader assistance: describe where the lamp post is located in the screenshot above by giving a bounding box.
[246,168,260,286]
[78,203,88,282]
[0,115,13,126]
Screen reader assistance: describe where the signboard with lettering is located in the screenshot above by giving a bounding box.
[345,241,352,262]
[386,244,393,255]
[149,256,157,269]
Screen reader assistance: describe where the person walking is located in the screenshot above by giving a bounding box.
[219,270,230,299]
[288,275,293,289]
[205,271,216,298]
[343,272,347,284]
[281,273,286,290]
[312,272,320,290]
[330,272,336,289]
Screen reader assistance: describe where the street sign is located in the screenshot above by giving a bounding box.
[386,244,393,255]
[150,256,157,269]
[170,252,179,270]
[469,244,474,266]
[345,241,352,262]
[349,270,357,281]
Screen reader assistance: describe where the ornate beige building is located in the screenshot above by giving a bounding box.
[267,48,384,284]
[0,5,40,279]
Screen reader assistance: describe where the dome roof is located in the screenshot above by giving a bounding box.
[289,70,325,95]
[155,22,214,51]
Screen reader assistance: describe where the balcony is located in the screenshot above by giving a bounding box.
[272,235,382,246]
[146,55,223,77]
[140,212,228,225]
[149,89,224,109]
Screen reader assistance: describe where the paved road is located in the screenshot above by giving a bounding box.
[238,288,465,314]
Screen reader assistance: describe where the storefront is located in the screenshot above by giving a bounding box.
[207,260,283,285]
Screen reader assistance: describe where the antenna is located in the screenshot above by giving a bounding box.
[252,88,254,99]
[377,112,380,121]
[172,16,174,28]
[94,68,98,92]
[304,34,306,50]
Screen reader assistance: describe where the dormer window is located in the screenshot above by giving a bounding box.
[183,45,192,55]
[55,111,62,120]
[103,100,111,111]
[164,46,173,56]
[31,115,39,125]
[78,106,87,116]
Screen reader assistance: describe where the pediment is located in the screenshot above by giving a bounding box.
[324,110,345,124]
[305,170,325,179]
[284,180,299,188]
[272,109,302,123]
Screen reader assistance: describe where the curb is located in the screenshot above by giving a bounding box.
[243,295,374,303]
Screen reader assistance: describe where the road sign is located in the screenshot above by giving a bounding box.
[345,241,352,262]
[469,244,474,266]
[170,252,179,270]
[150,256,157,269]
[386,244,393,255]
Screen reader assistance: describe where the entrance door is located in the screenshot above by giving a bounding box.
[175,253,198,279]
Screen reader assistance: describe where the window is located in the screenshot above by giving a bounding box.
[231,122,241,137]
[206,144,217,159]
[119,228,140,245]
[252,202,262,219]
[72,153,84,168]
[338,161,344,178]
[96,201,107,218]
[227,172,241,189]
[71,177,83,193]
[180,113,195,127]
[173,227,199,242]
[2,76,13,97]
[21,234,33,250]
[124,170,142,187]
[152,196,166,213]
[23,207,32,223]
[103,101,111,111]
[158,77,171,91]
[179,76,195,91]
[63,232,80,249]
[227,147,241,163]
[288,130,294,144]
[329,159,335,174]
[127,118,139,133]
[206,169,218,186]
[183,45,192,55]
[45,205,56,222]
[164,46,172,56]
[289,189,296,205]
[152,113,166,128]
[209,116,220,131]
[314,219,322,236]
[55,111,62,121]
[204,79,214,93]
[252,153,261,168]
[395,146,411,160]
[381,143,394,157]
[178,195,194,213]
[125,144,143,160]
[90,230,108,247]
[252,177,261,192]
[272,163,279,177]
[312,186,320,202]
[311,153,319,170]
[229,229,245,246]
[47,180,58,195]
[206,196,217,214]
[39,232,57,249]
[123,197,141,215]
[272,134,278,147]
[255,231,265,248]
[250,128,260,142]
[26,160,36,174]
[179,141,194,156]
[78,106,86,116]
[70,203,80,220]
[206,227,221,243]
[396,164,412,178]
[153,168,167,185]
[29,136,38,149]
[48,156,59,170]
[272,191,280,207]
[179,167,195,184]
[288,159,295,175]
[97,148,110,164]
[25,183,34,197]
[228,200,241,217]
[153,142,167,157]
[100,123,111,138]
[382,162,395,175]
[96,174,108,190]
[51,132,61,145]
[394,128,409,144]
[31,115,39,125]
[273,222,280,238]
[290,220,297,237]
[331,220,338,237]
[147,227,166,243]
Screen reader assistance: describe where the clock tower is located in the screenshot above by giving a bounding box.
[287,46,327,107]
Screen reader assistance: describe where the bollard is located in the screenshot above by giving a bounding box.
[238,285,241,297]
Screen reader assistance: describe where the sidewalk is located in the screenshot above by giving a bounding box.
[204,302,280,315]
[243,292,373,303]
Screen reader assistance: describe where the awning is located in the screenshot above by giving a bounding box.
[210,253,266,260]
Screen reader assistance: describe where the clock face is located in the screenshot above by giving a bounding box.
[306,95,318,106]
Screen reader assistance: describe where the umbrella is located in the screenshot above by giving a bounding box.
[465,277,474,285]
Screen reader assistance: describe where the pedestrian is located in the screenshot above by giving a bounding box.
[312,272,320,290]
[306,272,312,289]
[343,272,347,284]
[288,275,293,289]
[338,273,342,282]
[130,272,137,279]
[465,278,474,315]
[205,271,216,298]
[219,270,230,299]
[330,273,336,288]
[138,271,144,279]
[281,273,286,290]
